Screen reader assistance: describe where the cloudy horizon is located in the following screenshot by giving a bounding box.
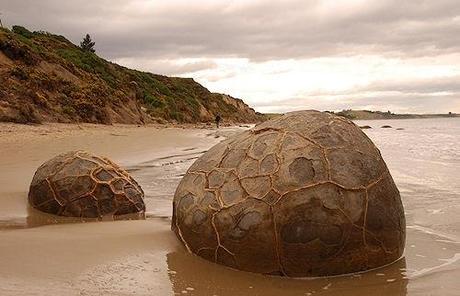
[2,0,460,114]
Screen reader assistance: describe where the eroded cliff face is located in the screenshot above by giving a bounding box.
[0,26,262,124]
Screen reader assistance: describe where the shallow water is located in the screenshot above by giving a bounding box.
[137,118,460,295]
[0,119,459,295]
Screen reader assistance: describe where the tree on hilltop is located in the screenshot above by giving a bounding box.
[80,34,95,52]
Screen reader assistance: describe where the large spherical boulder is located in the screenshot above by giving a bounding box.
[29,151,145,218]
[172,110,405,277]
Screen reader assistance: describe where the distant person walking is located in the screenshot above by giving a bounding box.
[215,114,221,129]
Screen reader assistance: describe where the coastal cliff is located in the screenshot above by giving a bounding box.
[0,26,262,124]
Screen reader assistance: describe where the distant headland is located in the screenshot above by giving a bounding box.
[327,110,460,120]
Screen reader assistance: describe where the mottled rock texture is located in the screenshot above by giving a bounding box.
[172,110,405,277]
[29,151,145,218]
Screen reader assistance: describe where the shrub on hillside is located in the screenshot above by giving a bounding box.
[12,25,34,38]
[143,92,164,108]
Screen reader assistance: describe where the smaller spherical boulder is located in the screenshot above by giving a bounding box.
[29,151,145,218]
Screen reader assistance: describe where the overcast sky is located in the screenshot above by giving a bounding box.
[2,0,460,113]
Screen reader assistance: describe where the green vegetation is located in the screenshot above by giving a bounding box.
[143,91,164,108]
[80,34,95,53]
[12,25,33,38]
[56,48,118,87]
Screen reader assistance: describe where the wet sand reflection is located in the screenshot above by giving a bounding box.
[166,250,408,296]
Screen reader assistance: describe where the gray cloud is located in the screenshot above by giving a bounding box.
[361,76,460,94]
[267,76,460,113]
[113,58,217,75]
[1,0,459,113]
[255,92,460,114]
[292,75,460,97]
[2,0,460,61]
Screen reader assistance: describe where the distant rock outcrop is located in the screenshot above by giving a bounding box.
[331,109,460,120]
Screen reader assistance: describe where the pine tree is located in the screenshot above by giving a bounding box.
[80,34,95,53]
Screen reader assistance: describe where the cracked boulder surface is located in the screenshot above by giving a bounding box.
[28,151,145,218]
[172,110,406,277]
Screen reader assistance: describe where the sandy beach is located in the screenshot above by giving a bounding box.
[1,119,459,295]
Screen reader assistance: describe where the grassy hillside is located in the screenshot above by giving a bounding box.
[0,26,262,124]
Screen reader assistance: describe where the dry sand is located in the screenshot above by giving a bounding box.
[0,120,459,295]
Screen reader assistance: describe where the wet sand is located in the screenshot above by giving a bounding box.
[1,120,459,295]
